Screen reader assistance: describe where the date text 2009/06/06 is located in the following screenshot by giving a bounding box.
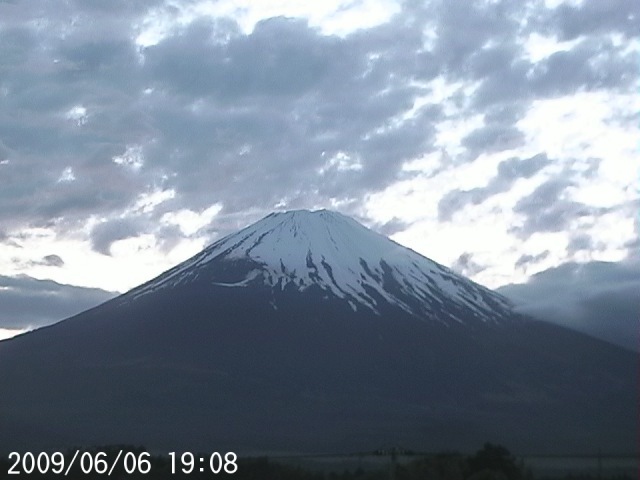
[6,450,238,476]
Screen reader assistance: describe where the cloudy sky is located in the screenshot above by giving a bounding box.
[0,0,638,349]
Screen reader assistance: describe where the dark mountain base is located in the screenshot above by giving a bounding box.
[0,284,635,455]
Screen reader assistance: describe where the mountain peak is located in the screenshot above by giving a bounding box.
[271,208,331,215]
[265,208,362,230]
[126,209,513,327]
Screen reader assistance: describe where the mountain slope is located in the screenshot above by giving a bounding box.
[0,210,636,455]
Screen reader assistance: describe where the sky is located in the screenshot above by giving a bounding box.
[0,0,638,349]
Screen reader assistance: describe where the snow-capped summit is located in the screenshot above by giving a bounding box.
[128,209,513,326]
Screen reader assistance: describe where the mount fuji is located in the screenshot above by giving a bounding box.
[0,210,636,454]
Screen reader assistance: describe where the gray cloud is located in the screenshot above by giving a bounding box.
[144,17,329,99]
[373,217,411,237]
[529,36,637,96]
[0,141,10,161]
[462,123,525,156]
[451,252,486,277]
[538,0,640,41]
[510,176,610,239]
[0,7,150,232]
[428,0,522,75]
[625,237,639,260]
[90,218,147,255]
[438,190,482,222]
[515,250,550,271]
[0,231,21,248]
[470,23,637,116]
[138,14,443,218]
[438,153,551,221]
[576,157,601,179]
[626,213,640,259]
[497,260,640,352]
[567,233,593,255]
[0,274,116,329]
[22,254,65,268]
[42,254,64,267]
[155,224,187,254]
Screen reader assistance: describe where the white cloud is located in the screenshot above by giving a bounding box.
[57,166,76,183]
[113,145,145,171]
[161,203,223,236]
[65,105,88,126]
[318,151,363,175]
[523,33,583,63]
[136,0,400,46]
[543,0,585,7]
[129,188,176,215]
